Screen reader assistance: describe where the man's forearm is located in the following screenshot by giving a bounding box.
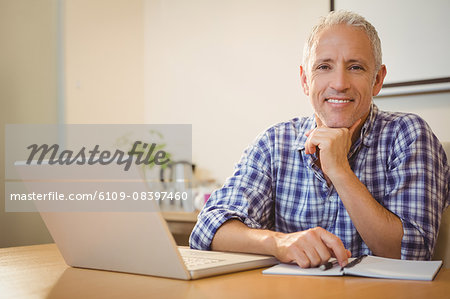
[211,219,277,255]
[330,168,403,258]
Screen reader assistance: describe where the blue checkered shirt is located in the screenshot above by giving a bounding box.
[190,104,449,260]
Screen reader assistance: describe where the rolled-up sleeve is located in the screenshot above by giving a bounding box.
[189,132,275,250]
[383,115,449,260]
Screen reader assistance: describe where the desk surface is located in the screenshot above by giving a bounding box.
[1,244,449,299]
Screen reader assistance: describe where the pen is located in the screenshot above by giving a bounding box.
[319,260,339,271]
[340,254,367,272]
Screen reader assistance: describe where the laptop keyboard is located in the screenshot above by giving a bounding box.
[182,256,224,268]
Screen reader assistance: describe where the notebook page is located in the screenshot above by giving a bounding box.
[344,256,443,281]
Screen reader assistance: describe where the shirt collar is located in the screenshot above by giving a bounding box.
[292,102,379,152]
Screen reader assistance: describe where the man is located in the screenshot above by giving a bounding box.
[189,10,449,268]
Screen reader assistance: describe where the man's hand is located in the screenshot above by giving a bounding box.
[273,227,351,268]
[212,220,351,269]
[304,119,361,178]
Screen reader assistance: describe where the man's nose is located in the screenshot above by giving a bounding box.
[330,68,350,92]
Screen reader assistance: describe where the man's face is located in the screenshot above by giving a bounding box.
[300,24,386,128]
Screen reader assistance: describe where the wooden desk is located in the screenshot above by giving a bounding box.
[1,244,449,299]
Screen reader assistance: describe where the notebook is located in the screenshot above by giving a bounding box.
[262,255,443,281]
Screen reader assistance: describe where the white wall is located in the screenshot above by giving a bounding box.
[64,0,145,124]
[144,0,329,183]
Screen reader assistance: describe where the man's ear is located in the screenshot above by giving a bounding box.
[372,64,387,96]
[300,65,309,96]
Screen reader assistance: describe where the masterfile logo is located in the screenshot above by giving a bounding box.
[26,141,170,171]
[5,124,192,212]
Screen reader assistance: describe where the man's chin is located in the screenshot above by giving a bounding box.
[322,120,355,129]
[315,112,364,129]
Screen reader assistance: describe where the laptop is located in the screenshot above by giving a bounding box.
[12,161,278,280]
[38,211,278,280]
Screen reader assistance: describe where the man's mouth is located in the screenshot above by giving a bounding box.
[325,98,353,103]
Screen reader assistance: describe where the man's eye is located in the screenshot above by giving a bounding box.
[317,65,330,70]
[350,65,364,70]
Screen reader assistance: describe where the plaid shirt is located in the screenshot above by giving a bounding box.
[190,104,449,260]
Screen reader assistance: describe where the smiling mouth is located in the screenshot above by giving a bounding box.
[325,98,353,103]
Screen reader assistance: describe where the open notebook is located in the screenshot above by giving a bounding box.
[263,255,443,281]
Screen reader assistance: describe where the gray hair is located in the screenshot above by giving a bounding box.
[302,10,382,74]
